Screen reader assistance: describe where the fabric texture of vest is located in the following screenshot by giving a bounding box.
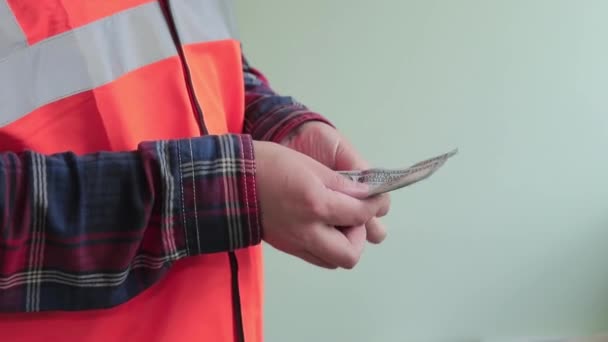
[0,0,263,341]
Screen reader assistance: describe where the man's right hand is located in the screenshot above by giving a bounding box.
[253,141,390,269]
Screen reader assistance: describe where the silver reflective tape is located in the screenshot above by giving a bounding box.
[0,1,27,59]
[0,2,178,126]
[170,0,238,45]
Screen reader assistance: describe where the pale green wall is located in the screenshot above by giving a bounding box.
[235,1,608,341]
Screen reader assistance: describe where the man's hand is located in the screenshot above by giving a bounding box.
[280,122,391,244]
[254,141,389,269]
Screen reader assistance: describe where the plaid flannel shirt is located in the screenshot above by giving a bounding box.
[0,56,330,312]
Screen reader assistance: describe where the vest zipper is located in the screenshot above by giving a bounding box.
[160,0,208,135]
[160,2,246,341]
[229,252,246,342]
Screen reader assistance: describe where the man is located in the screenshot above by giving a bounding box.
[0,1,390,341]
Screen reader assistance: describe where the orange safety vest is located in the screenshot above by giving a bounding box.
[0,1,263,341]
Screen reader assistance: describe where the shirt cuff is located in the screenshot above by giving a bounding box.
[167,134,262,254]
[251,109,334,143]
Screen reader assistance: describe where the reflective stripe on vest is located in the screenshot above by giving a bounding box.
[0,1,261,341]
[0,1,25,59]
[0,2,178,127]
[169,0,238,44]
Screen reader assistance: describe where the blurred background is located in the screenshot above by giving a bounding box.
[235,1,608,341]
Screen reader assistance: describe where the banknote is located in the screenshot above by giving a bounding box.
[338,149,458,197]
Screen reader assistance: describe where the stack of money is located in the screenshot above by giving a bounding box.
[339,149,458,197]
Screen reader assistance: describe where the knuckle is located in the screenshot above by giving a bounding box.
[303,191,325,216]
[354,211,371,226]
[298,229,315,251]
[309,198,328,218]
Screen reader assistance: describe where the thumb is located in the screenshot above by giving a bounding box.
[323,170,370,199]
[327,141,372,198]
[334,139,370,171]
[302,154,370,198]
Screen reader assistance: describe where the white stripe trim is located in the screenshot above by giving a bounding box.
[179,159,255,177]
[188,139,202,253]
[177,141,190,254]
[0,251,187,289]
[228,137,243,247]
[219,137,233,249]
[157,141,178,258]
[181,162,254,173]
[181,170,242,179]
[26,153,47,311]
[220,136,242,249]
[180,158,256,169]
[25,153,37,311]
[38,154,48,309]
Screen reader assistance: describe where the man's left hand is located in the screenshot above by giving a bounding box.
[281,121,390,244]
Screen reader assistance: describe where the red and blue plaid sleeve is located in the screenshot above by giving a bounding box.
[242,56,334,142]
[0,134,261,312]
